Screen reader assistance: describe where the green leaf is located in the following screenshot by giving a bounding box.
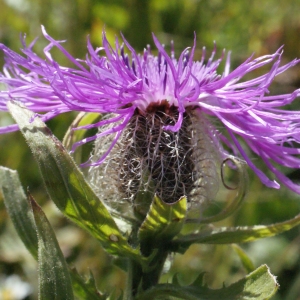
[232,244,255,273]
[29,193,74,300]
[135,265,278,300]
[0,166,38,259]
[70,268,106,300]
[0,166,107,299]
[7,101,143,263]
[172,212,300,252]
[138,195,187,252]
[189,272,206,288]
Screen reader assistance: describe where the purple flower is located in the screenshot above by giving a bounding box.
[1,26,300,199]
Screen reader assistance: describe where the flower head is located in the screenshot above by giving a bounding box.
[1,26,300,203]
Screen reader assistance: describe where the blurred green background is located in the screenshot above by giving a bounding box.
[1,0,300,299]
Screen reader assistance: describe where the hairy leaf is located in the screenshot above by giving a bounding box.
[8,101,143,263]
[0,166,38,259]
[29,193,74,300]
[172,212,300,252]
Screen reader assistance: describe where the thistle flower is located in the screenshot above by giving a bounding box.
[1,27,300,209]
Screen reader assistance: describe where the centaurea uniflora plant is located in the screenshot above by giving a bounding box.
[1,26,300,299]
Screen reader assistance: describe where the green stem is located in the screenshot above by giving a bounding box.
[123,259,133,300]
[124,250,169,298]
[124,258,143,299]
[141,249,169,291]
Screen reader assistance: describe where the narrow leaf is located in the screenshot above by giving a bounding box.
[0,167,106,299]
[70,268,106,300]
[29,193,74,300]
[8,101,142,263]
[0,166,38,259]
[190,273,206,288]
[172,212,300,252]
[232,244,255,273]
[136,265,278,300]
